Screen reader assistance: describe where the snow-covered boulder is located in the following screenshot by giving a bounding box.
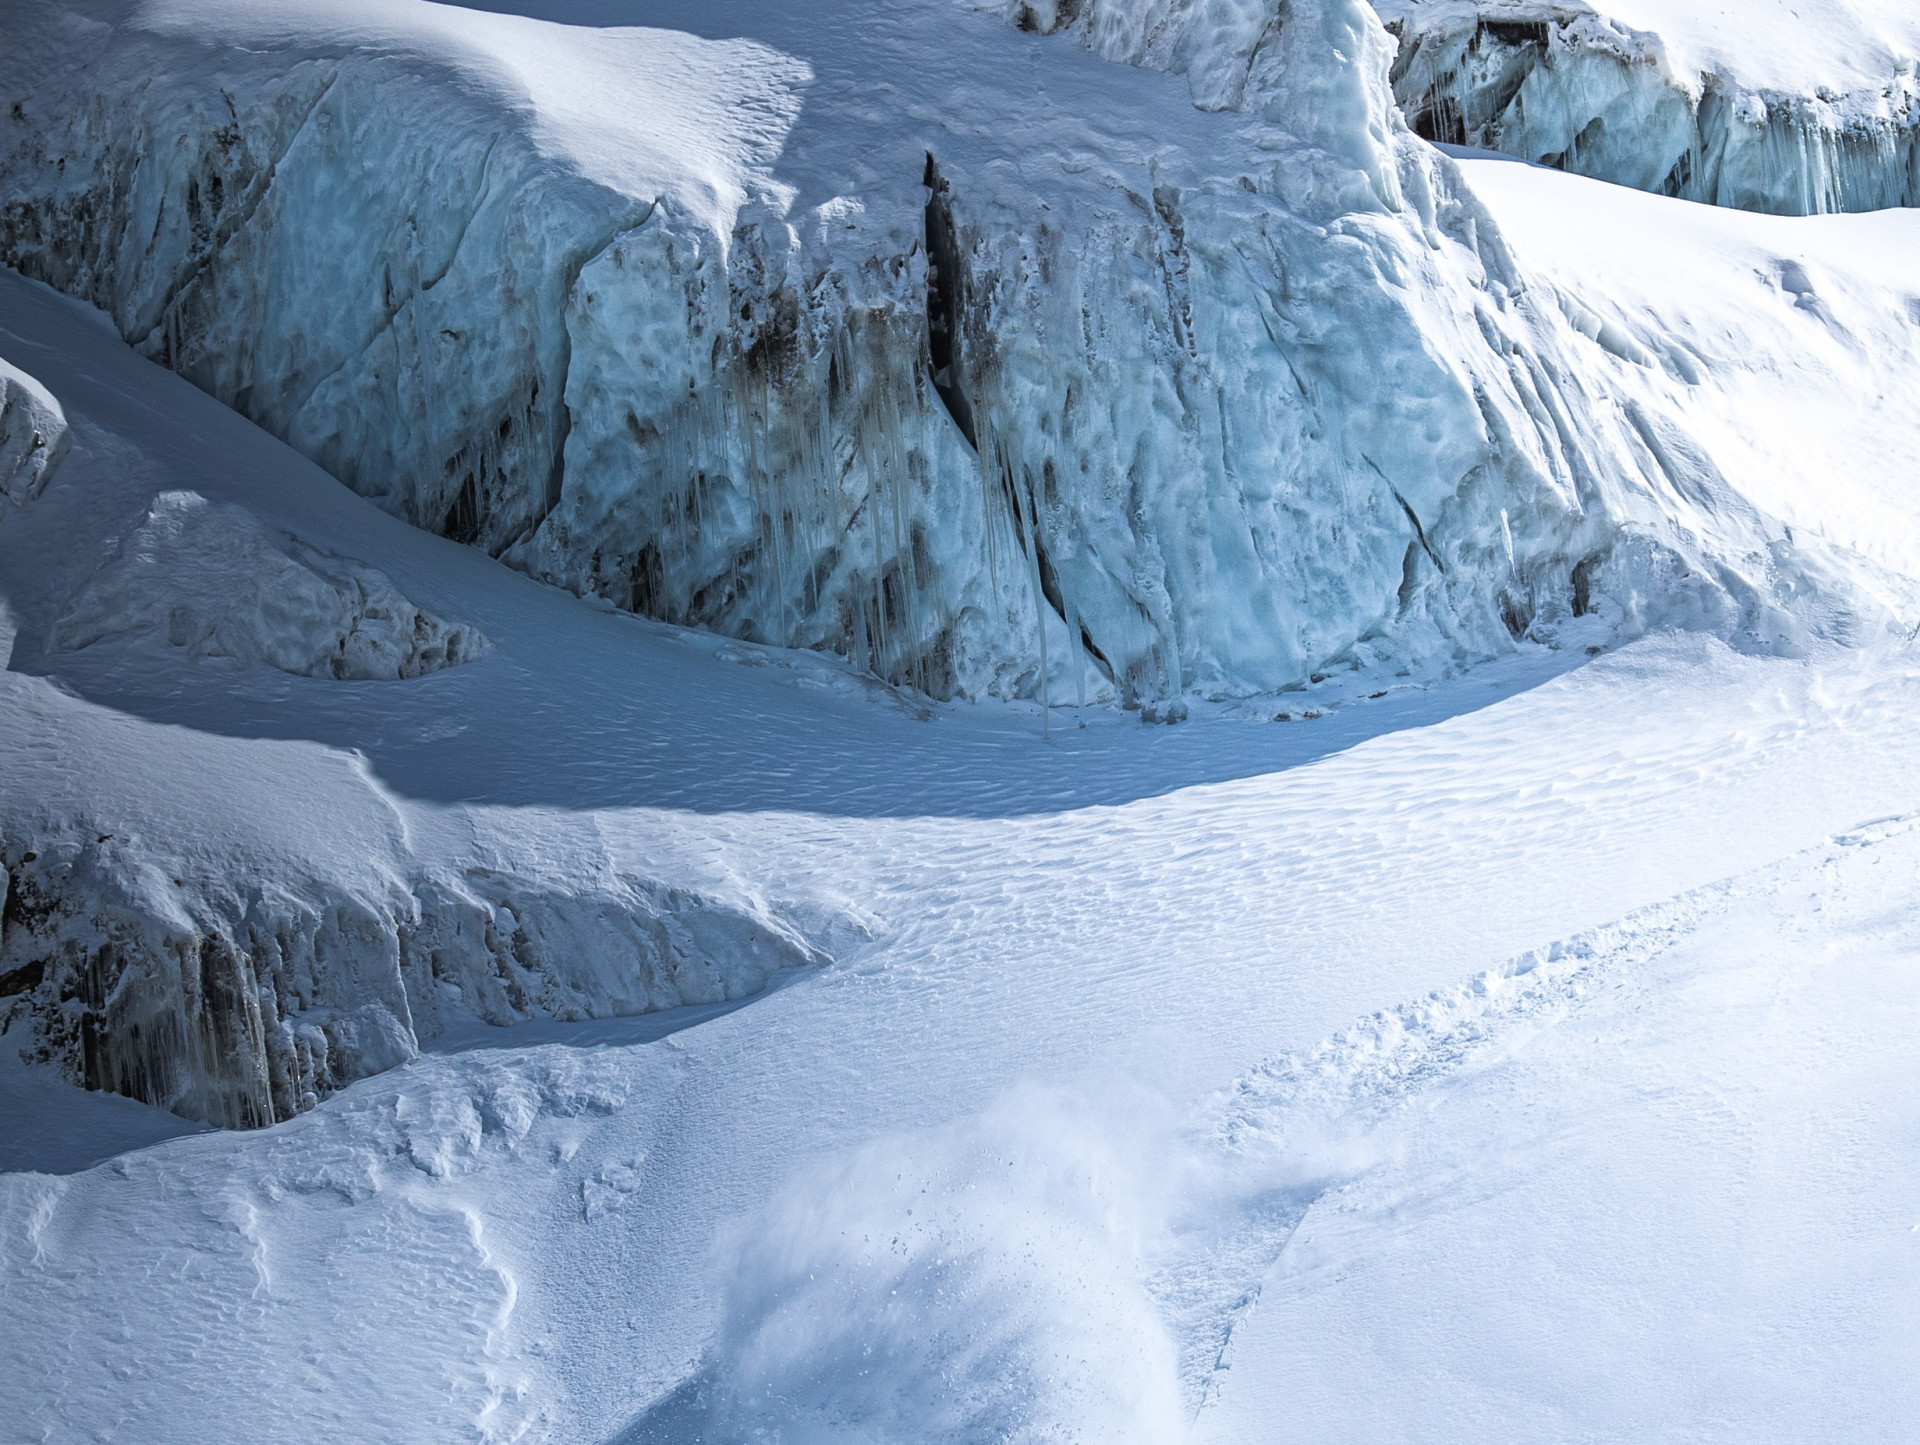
[0,356,69,508]
[1376,0,1920,215]
[0,0,1902,714]
[48,490,487,679]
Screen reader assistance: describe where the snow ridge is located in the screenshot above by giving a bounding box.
[49,491,488,681]
[0,357,68,510]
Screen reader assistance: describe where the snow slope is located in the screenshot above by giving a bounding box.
[4,162,1920,1436]
[1380,0,1920,212]
[2,0,1906,718]
[1454,149,1920,584]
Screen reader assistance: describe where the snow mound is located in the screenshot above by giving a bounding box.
[48,490,487,679]
[0,356,69,508]
[1376,0,1920,214]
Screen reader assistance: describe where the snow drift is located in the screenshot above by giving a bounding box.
[49,490,487,680]
[1377,0,1920,215]
[0,0,1903,716]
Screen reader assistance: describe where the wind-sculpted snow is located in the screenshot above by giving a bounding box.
[1376,0,1920,215]
[50,491,488,680]
[0,0,1898,716]
[0,356,68,509]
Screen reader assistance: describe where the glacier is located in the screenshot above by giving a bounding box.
[1378,0,1920,214]
[3,2,1920,1439]
[0,0,1904,724]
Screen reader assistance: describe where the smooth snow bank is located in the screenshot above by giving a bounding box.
[0,355,68,507]
[1378,0,1920,213]
[1454,153,1920,583]
[1199,816,1920,1442]
[49,490,487,680]
[2,0,1907,714]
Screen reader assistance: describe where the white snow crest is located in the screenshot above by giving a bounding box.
[645,1081,1381,1439]
[48,490,487,679]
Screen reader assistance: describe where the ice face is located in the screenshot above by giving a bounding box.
[1375,0,1920,215]
[0,0,1900,717]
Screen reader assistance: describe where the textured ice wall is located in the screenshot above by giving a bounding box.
[0,828,823,1128]
[1375,1,1920,215]
[0,356,69,509]
[0,0,1889,714]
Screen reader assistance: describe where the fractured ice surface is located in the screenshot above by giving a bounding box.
[49,490,487,680]
[1376,0,1920,214]
[0,0,1900,716]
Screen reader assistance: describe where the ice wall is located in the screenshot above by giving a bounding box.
[0,0,1893,716]
[1375,2,1920,215]
[0,829,822,1128]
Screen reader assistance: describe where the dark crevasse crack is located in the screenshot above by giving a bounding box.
[923,153,977,450]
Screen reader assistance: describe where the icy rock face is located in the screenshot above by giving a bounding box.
[0,356,69,509]
[1374,2,1920,215]
[48,490,487,680]
[0,0,1888,712]
[0,832,824,1128]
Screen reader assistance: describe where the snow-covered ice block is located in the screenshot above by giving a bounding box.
[0,356,69,508]
[48,490,487,680]
[1375,0,1920,214]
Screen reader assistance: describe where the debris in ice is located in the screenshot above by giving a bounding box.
[48,490,487,680]
[0,0,1901,719]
